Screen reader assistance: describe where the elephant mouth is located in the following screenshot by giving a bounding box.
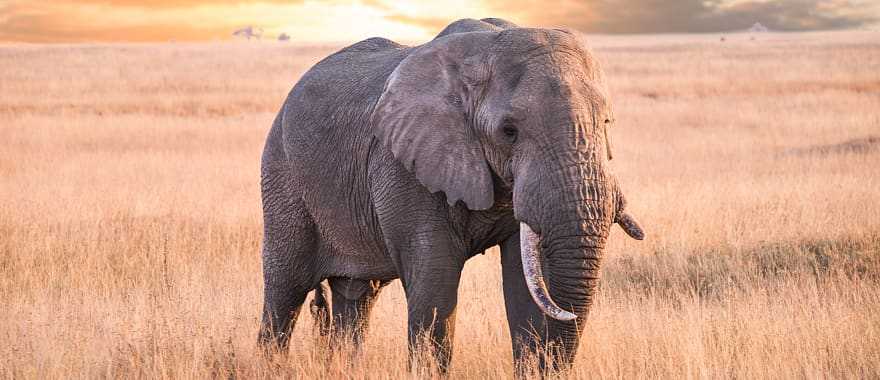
[518,203,644,321]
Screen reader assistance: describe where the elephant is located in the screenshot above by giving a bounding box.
[257,17,644,373]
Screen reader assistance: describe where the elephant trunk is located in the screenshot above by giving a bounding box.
[519,214,609,368]
[516,177,645,368]
[519,183,643,323]
[511,130,645,367]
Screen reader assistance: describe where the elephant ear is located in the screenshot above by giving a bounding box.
[371,32,496,210]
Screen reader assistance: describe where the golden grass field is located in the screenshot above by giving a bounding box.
[2,31,879,378]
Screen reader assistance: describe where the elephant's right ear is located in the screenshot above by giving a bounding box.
[370,32,496,210]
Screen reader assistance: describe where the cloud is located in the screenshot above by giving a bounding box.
[394,0,880,33]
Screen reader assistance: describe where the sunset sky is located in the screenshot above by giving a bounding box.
[1,0,878,43]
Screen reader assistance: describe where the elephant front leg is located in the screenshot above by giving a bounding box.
[398,249,464,373]
[373,181,466,372]
[500,235,547,372]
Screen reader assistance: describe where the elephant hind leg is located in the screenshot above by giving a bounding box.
[258,174,320,350]
[328,277,387,347]
[310,281,331,337]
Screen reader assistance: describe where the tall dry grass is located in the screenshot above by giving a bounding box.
[1,32,879,378]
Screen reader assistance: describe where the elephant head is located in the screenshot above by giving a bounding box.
[371,28,644,367]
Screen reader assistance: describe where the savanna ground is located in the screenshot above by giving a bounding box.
[1,31,879,378]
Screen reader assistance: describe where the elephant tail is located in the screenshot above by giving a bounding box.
[309,281,331,337]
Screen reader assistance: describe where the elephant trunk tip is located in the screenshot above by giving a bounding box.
[616,212,644,240]
[613,188,645,240]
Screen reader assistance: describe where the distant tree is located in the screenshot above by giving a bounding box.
[278,33,291,42]
[233,26,264,40]
[749,22,769,33]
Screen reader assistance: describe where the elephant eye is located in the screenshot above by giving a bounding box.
[501,124,518,143]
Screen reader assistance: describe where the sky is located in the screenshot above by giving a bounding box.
[1,0,878,43]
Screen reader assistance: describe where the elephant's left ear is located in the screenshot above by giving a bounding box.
[370,32,496,210]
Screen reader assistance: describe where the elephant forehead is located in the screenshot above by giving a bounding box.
[505,71,609,120]
[495,28,578,51]
[494,29,599,66]
[493,48,606,107]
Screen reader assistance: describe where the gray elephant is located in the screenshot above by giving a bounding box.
[257,18,644,373]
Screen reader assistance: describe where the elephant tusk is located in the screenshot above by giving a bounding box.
[519,223,577,322]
